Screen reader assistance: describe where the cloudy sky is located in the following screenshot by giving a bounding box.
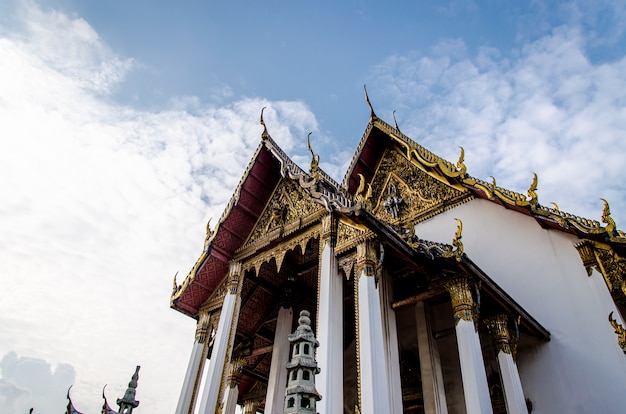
[1,0,625,413]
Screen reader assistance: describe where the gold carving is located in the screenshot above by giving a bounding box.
[484,314,515,356]
[370,148,471,226]
[527,173,538,206]
[601,198,618,236]
[307,132,321,182]
[442,218,464,261]
[321,214,338,247]
[339,254,356,280]
[443,276,475,324]
[242,226,320,276]
[228,261,242,294]
[609,312,626,354]
[354,174,373,209]
[243,400,261,414]
[226,358,247,388]
[356,240,378,278]
[247,178,323,247]
[195,309,212,344]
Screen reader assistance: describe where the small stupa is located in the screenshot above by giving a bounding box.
[283,310,321,413]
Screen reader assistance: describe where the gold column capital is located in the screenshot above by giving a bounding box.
[484,314,513,355]
[228,261,242,294]
[321,214,338,248]
[195,309,213,344]
[243,399,261,414]
[226,358,247,388]
[356,239,378,278]
[443,275,475,324]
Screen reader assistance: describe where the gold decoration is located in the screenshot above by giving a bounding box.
[356,240,378,278]
[354,174,373,209]
[307,132,321,182]
[226,358,247,388]
[456,146,467,176]
[443,276,475,324]
[484,314,512,355]
[601,198,618,236]
[260,107,269,140]
[245,178,323,248]
[243,400,261,414]
[195,309,212,344]
[527,173,538,205]
[609,312,626,354]
[242,226,320,275]
[370,149,472,226]
[228,261,242,294]
[338,254,356,280]
[441,218,464,261]
[321,214,338,247]
[172,271,180,296]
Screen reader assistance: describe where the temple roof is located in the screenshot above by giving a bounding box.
[171,100,625,319]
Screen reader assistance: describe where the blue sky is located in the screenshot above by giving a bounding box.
[0,1,625,413]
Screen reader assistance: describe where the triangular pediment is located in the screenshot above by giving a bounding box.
[244,176,325,249]
[369,146,473,227]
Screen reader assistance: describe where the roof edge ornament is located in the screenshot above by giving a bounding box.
[392,110,401,132]
[364,84,377,119]
[600,198,624,237]
[442,218,464,261]
[307,132,321,182]
[260,107,270,140]
[527,172,538,206]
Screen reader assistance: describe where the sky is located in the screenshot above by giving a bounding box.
[0,0,625,413]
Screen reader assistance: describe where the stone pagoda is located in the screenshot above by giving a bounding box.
[283,310,321,413]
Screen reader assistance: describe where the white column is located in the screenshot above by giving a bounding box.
[380,268,403,413]
[265,305,293,414]
[415,301,448,414]
[221,359,246,414]
[356,240,392,414]
[444,277,492,414]
[198,263,242,414]
[316,215,343,414]
[176,310,212,414]
[485,315,528,414]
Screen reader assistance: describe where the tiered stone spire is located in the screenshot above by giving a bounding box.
[116,366,140,413]
[283,310,321,413]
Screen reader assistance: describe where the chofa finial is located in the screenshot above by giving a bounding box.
[601,198,617,236]
[364,85,376,119]
[260,107,269,140]
[392,110,400,132]
[307,132,321,181]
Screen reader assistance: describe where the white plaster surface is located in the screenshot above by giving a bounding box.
[415,198,626,413]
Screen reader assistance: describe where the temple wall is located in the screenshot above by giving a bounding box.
[414,198,626,413]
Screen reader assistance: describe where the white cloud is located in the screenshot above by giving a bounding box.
[369,25,626,227]
[0,2,319,413]
[0,352,75,414]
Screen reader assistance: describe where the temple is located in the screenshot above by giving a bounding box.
[170,96,626,414]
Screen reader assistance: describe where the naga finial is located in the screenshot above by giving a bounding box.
[203,218,213,251]
[364,84,376,119]
[307,132,321,181]
[172,271,179,295]
[609,311,626,354]
[527,172,538,203]
[393,110,400,131]
[601,198,618,235]
[456,147,466,175]
[451,218,464,260]
[354,173,373,209]
[260,107,269,140]
[551,202,559,211]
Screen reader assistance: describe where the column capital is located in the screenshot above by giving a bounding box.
[356,239,378,278]
[227,261,242,294]
[321,214,338,248]
[226,358,247,389]
[484,314,516,356]
[242,399,261,414]
[195,309,213,344]
[443,275,476,325]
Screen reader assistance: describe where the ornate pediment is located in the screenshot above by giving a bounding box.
[371,148,473,226]
[245,177,324,249]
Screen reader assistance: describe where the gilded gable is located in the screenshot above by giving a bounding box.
[371,147,473,226]
[246,177,324,247]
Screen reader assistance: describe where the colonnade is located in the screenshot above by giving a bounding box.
[175,216,529,414]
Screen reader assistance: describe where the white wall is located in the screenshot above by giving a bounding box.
[414,198,626,413]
